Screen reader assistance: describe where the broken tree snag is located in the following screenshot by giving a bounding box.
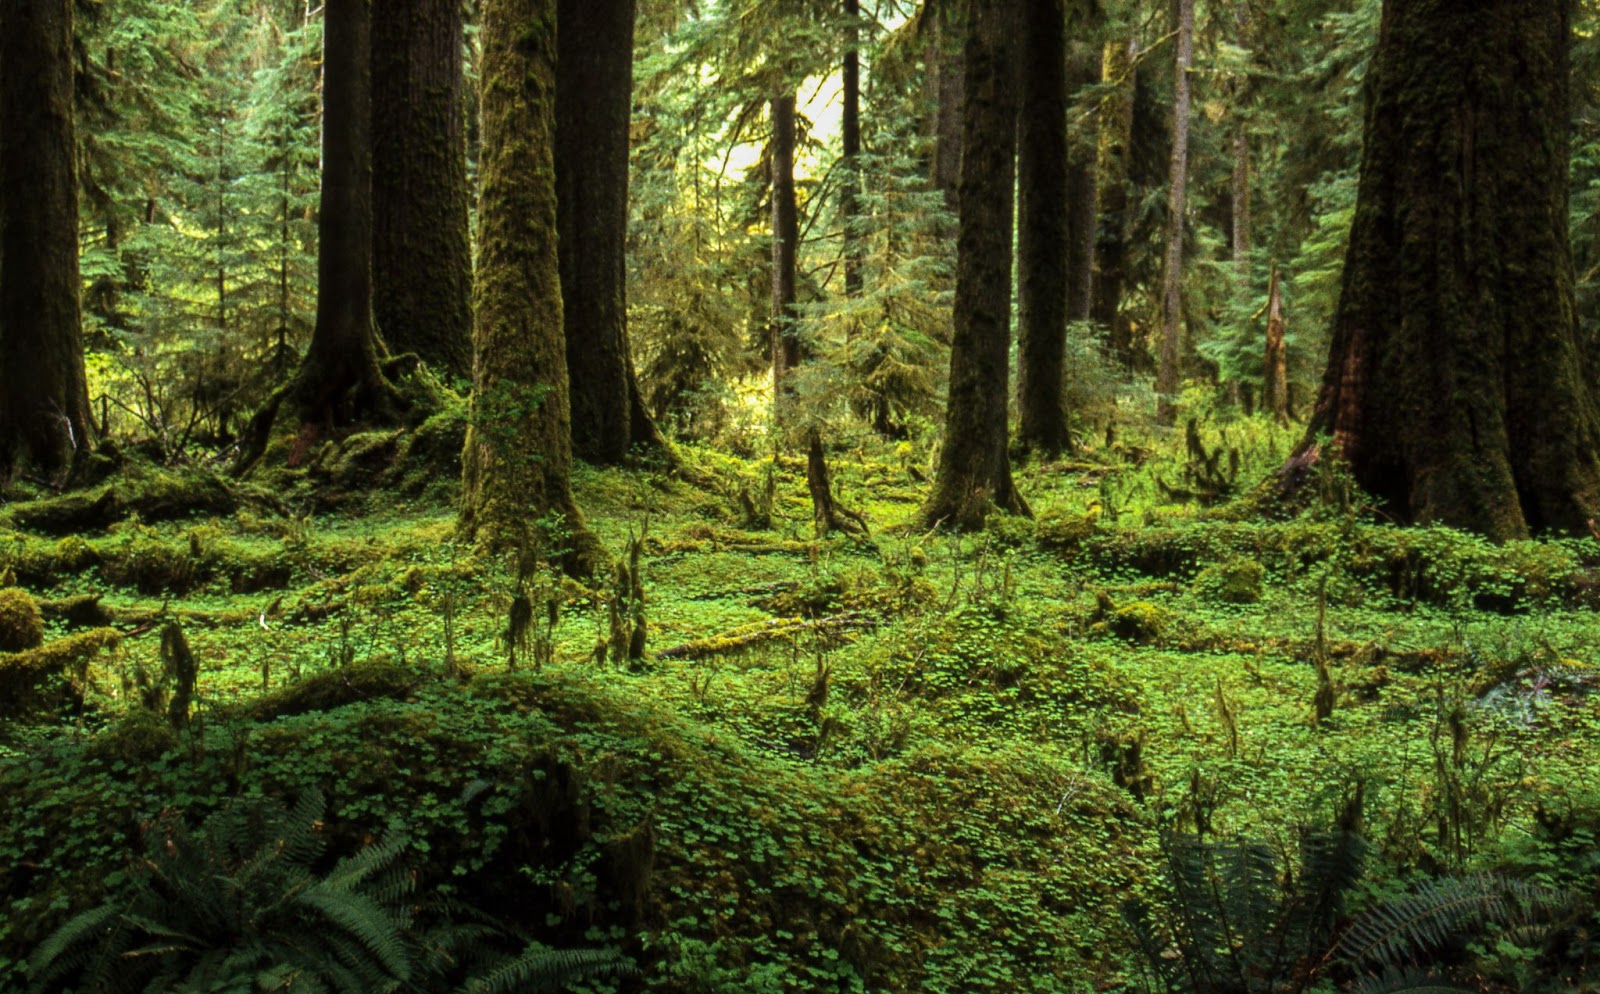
[1263,263,1289,426]
[806,428,867,538]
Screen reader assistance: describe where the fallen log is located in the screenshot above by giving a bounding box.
[657,611,882,660]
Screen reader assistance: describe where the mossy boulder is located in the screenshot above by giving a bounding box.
[0,587,44,652]
[1035,510,1100,551]
[84,709,180,763]
[234,660,420,721]
[1195,557,1266,604]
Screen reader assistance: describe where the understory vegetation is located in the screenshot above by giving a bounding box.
[4,408,1600,993]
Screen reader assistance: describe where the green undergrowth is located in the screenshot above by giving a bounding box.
[3,420,1600,991]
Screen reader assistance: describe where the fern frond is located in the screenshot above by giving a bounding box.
[27,903,121,990]
[1338,874,1566,966]
[1349,966,1475,994]
[462,944,633,994]
[295,887,411,981]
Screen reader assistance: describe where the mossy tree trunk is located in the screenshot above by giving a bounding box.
[371,0,473,382]
[289,0,401,430]
[918,0,1030,530]
[770,93,802,403]
[841,0,864,300]
[1302,0,1600,539]
[461,0,602,574]
[1093,37,1136,370]
[1016,0,1071,459]
[0,0,94,484]
[1155,0,1193,427]
[1264,263,1288,426]
[556,0,667,465]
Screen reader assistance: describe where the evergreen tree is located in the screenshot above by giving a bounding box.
[1299,0,1600,538]
[919,0,1030,529]
[0,0,94,482]
[461,0,604,574]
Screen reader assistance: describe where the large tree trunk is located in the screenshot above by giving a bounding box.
[1016,0,1071,458]
[841,0,864,300]
[371,0,473,382]
[770,93,801,404]
[557,0,666,465]
[461,0,602,574]
[1066,43,1100,326]
[1155,0,1193,427]
[291,0,399,429]
[1300,0,1600,539]
[918,0,1029,529]
[1093,37,1136,369]
[0,0,93,484]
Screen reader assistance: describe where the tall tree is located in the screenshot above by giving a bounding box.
[556,0,668,464]
[1298,0,1600,539]
[769,93,802,397]
[841,0,864,300]
[1016,0,1072,457]
[924,0,964,212]
[461,0,603,572]
[371,0,473,382]
[1065,42,1099,326]
[0,0,94,482]
[918,0,1029,529]
[1155,0,1194,426]
[1093,37,1137,369]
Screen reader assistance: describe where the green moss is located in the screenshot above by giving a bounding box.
[84,709,180,763]
[1035,510,1100,551]
[233,660,420,721]
[0,587,43,652]
[0,627,123,714]
[1107,601,1171,644]
[1195,556,1265,604]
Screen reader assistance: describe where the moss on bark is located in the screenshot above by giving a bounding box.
[1304,0,1600,539]
[460,0,603,576]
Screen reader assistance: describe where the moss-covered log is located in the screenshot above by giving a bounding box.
[460,0,603,574]
[1302,0,1600,539]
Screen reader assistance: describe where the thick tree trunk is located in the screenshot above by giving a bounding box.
[292,0,399,429]
[1302,0,1600,538]
[1156,0,1193,426]
[371,0,472,382]
[918,0,1029,529]
[842,0,864,300]
[461,0,602,574]
[1016,0,1071,458]
[1093,38,1136,369]
[0,0,94,484]
[1264,263,1288,425]
[770,94,801,403]
[557,0,666,465]
[1066,43,1100,325]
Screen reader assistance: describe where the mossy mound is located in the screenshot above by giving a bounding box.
[2,464,238,535]
[0,627,123,717]
[232,659,423,721]
[0,588,44,652]
[1194,556,1266,604]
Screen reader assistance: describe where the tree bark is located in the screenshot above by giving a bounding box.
[770,93,801,404]
[461,0,602,574]
[918,0,1029,529]
[1264,263,1288,425]
[1156,0,1193,426]
[556,0,667,465]
[1093,37,1136,369]
[371,0,473,382]
[925,0,964,213]
[841,0,864,300]
[1301,0,1600,539]
[291,0,400,429]
[1066,43,1100,325]
[1016,0,1071,458]
[0,0,94,483]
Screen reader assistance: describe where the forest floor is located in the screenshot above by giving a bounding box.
[3,410,1600,993]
